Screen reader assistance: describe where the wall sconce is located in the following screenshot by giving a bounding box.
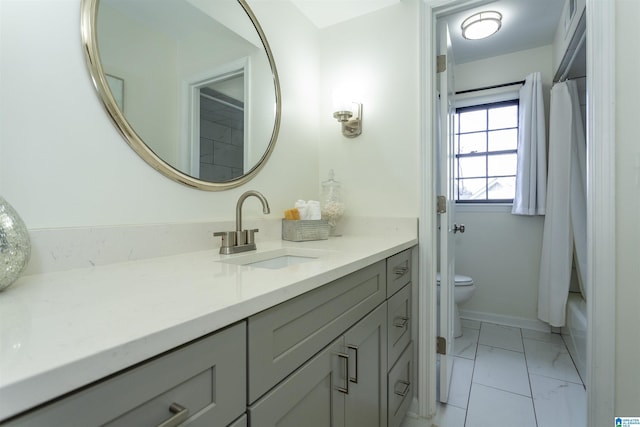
[333,102,363,138]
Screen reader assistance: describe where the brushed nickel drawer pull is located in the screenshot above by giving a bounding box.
[348,345,359,383]
[394,266,409,277]
[394,316,409,328]
[394,380,411,397]
[336,352,350,394]
[157,403,189,427]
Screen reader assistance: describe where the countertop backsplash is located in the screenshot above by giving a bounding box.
[22,217,417,276]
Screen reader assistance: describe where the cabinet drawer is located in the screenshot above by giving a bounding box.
[387,283,411,368]
[248,261,386,403]
[7,322,246,427]
[386,249,411,297]
[388,342,413,427]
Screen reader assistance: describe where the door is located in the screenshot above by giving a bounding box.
[248,338,345,427]
[344,303,388,427]
[437,21,456,404]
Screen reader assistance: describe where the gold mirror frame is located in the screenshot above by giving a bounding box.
[80,0,281,190]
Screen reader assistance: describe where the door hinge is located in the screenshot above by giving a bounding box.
[437,336,447,355]
[437,195,447,214]
[436,55,446,73]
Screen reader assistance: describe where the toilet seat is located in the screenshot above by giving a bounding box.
[436,273,474,286]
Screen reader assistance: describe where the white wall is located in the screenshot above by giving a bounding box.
[455,207,545,323]
[317,1,421,218]
[453,46,553,324]
[614,0,640,413]
[99,4,179,165]
[0,0,321,229]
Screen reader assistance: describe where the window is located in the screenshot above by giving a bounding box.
[454,100,519,203]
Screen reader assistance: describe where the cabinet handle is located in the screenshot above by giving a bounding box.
[336,352,350,394]
[348,345,359,384]
[394,265,409,277]
[394,380,411,397]
[394,316,409,328]
[157,403,189,427]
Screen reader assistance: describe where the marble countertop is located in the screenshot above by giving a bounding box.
[0,231,417,420]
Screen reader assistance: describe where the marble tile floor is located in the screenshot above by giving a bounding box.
[401,320,586,427]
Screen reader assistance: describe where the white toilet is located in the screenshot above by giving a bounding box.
[436,273,476,338]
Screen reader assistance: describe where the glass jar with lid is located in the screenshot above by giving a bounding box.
[321,170,345,236]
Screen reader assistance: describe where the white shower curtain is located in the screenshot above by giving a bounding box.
[512,72,547,215]
[538,80,587,327]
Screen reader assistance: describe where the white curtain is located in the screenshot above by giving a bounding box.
[512,72,547,215]
[538,80,587,327]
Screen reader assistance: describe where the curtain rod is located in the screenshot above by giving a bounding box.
[456,80,525,95]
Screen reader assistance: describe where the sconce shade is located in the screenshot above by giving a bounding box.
[461,11,502,40]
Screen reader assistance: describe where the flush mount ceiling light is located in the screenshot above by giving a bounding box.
[461,11,502,40]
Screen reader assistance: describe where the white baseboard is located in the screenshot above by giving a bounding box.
[459,309,551,332]
[404,397,421,419]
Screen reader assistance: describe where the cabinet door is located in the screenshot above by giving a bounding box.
[248,338,346,427]
[344,303,388,427]
[228,414,247,427]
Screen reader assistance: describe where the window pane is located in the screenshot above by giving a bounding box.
[457,156,486,178]
[488,105,518,129]
[488,176,516,200]
[488,129,518,151]
[457,178,486,200]
[459,110,486,133]
[458,132,486,155]
[488,153,517,176]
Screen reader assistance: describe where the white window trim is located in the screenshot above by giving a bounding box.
[454,95,519,204]
[455,203,512,213]
[455,84,520,109]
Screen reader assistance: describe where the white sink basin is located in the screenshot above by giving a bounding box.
[245,255,315,269]
[217,248,332,269]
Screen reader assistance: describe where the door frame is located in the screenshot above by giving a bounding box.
[417,0,616,425]
[180,58,249,177]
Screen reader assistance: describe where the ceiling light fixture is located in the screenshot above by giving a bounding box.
[461,11,502,40]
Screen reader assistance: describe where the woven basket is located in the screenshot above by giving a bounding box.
[282,219,329,241]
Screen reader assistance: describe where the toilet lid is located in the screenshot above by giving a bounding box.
[436,273,474,286]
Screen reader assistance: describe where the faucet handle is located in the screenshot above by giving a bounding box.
[214,231,237,250]
[246,229,260,245]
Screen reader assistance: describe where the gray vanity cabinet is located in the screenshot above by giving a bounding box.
[387,283,412,366]
[343,303,388,427]
[248,338,346,427]
[386,249,414,427]
[388,342,414,427]
[247,261,387,403]
[228,414,248,427]
[386,249,411,297]
[4,322,246,427]
[249,303,388,427]
[4,248,415,427]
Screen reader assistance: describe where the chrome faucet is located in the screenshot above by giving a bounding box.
[215,190,271,255]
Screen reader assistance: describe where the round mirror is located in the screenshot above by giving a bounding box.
[81,0,281,190]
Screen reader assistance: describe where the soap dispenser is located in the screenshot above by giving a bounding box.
[321,169,345,236]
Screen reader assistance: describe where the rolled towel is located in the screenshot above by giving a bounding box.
[295,200,309,220]
[307,200,321,220]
